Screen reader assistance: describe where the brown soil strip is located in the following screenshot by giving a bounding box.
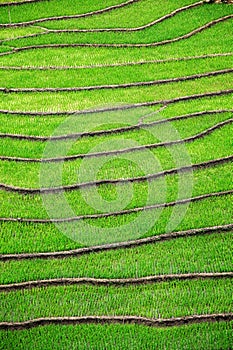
[0,69,232,93]
[0,0,141,25]
[0,272,232,292]
[0,89,232,116]
[0,313,232,330]
[0,223,232,261]
[0,109,232,142]
[1,156,232,195]
[0,189,232,223]
[0,15,231,54]
[0,1,202,33]
[0,53,231,70]
[0,118,231,163]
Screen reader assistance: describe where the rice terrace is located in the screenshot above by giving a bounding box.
[0,0,232,348]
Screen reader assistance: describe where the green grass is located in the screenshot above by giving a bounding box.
[1,322,232,350]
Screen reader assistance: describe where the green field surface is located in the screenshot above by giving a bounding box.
[0,0,232,349]
[1,322,232,350]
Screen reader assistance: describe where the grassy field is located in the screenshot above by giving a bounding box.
[0,0,232,349]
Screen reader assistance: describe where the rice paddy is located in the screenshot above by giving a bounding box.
[0,0,232,349]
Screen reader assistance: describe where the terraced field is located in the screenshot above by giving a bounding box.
[0,0,232,349]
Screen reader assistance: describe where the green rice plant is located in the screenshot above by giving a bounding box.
[0,279,232,322]
[0,111,231,158]
[0,1,232,347]
[0,0,125,24]
[0,27,43,40]
[0,232,232,283]
[0,74,232,112]
[0,160,232,217]
[0,121,232,187]
[41,0,199,30]
[0,95,232,136]
[0,20,231,67]
[1,55,232,88]
[1,321,232,350]
[3,7,233,48]
[0,195,232,253]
